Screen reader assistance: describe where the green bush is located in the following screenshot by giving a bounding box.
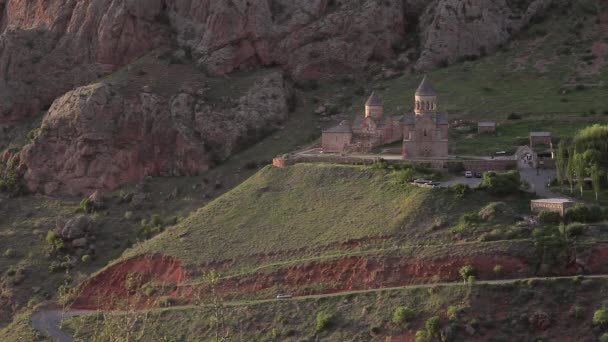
[479,171,521,195]
[45,231,65,251]
[479,202,507,221]
[138,215,164,240]
[594,308,608,326]
[158,296,175,307]
[573,304,585,319]
[538,211,561,224]
[81,254,91,263]
[425,316,440,337]
[446,306,461,321]
[315,311,333,332]
[4,249,16,258]
[562,223,585,237]
[392,306,415,324]
[79,198,94,213]
[415,330,429,342]
[601,333,608,342]
[459,265,475,283]
[565,204,602,223]
[451,183,471,198]
[493,264,503,275]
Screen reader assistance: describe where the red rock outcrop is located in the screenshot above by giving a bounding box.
[0,0,170,123]
[19,71,291,195]
[1,0,555,123]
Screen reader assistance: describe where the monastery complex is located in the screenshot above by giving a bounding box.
[322,76,449,160]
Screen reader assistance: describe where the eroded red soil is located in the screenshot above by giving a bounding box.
[73,254,188,310]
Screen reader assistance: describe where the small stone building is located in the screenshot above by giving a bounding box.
[531,199,575,217]
[478,122,496,134]
[403,76,449,159]
[530,132,552,148]
[321,121,353,152]
[321,93,402,153]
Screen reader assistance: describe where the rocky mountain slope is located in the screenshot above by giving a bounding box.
[0,0,553,124]
[19,65,291,195]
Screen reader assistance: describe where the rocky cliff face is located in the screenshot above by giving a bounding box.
[416,0,553,70]
[0,0,553,124]
[19,71,291,195]
[0,0,170,123]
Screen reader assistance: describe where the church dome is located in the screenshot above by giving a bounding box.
[415,75,436,96]
[365,92,382,106]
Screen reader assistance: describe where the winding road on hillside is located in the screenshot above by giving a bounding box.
[30,274,608,341]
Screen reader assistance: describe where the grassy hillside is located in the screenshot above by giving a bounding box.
[65,276,608,341]
[127,164,531,267]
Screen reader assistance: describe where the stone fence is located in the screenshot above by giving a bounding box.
[273,155,517,171]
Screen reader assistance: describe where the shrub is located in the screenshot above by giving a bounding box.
[158,296,175,307]
[425,316,440,337]
[493,264,503,275]
[45,231,65,251]
[4,249,16,258]
[601,333,608,342]
[447,306,461,321]
[138,215,164,240]
[594,308,608,327]
[563,223,585,237]
[538,211,561,224]
[479,171,521,195]
[507,112,522,120]
[573,304,585,319]
[79,197,94,213]
[479,202,507,221]
[415,330,429,342]
[467,275,476,284]
[81,254,91,263]
[48,261,61,273]
[124,211,134,221]
[459,265,475,283]
[451,183,471,198]
[315,311,333,332]
[565,204,603,223]
[392,306,415,324]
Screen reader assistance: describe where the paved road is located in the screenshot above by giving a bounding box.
[517,161,564,198]
[30,308,94,342]
[31,274,608,340]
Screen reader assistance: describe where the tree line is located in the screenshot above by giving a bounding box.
[555,124,608,201]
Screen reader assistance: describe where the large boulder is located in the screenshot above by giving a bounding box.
[55,215,94,240]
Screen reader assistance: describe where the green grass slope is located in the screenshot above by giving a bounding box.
[136,164,437,264]
[129,164,529,266]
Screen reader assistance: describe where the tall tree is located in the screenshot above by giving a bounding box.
[555,141,566,191]
[574,152,587,197]
[566,147,576,194]
[590,163,602,201]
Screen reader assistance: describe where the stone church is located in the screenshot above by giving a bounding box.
[321,93,403,152]
[321,76,448,159]
[402,76,449,159]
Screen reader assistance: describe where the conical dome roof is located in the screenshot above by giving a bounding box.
[365,92,382,106]
[415,75,436,96]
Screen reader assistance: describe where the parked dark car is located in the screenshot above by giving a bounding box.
[428,181,441,187]
[474,172,483,178]
[414,178,430,184]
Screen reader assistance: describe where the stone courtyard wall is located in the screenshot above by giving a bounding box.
[272,156,517,171]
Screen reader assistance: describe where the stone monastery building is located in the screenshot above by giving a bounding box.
[322,76,449,160]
